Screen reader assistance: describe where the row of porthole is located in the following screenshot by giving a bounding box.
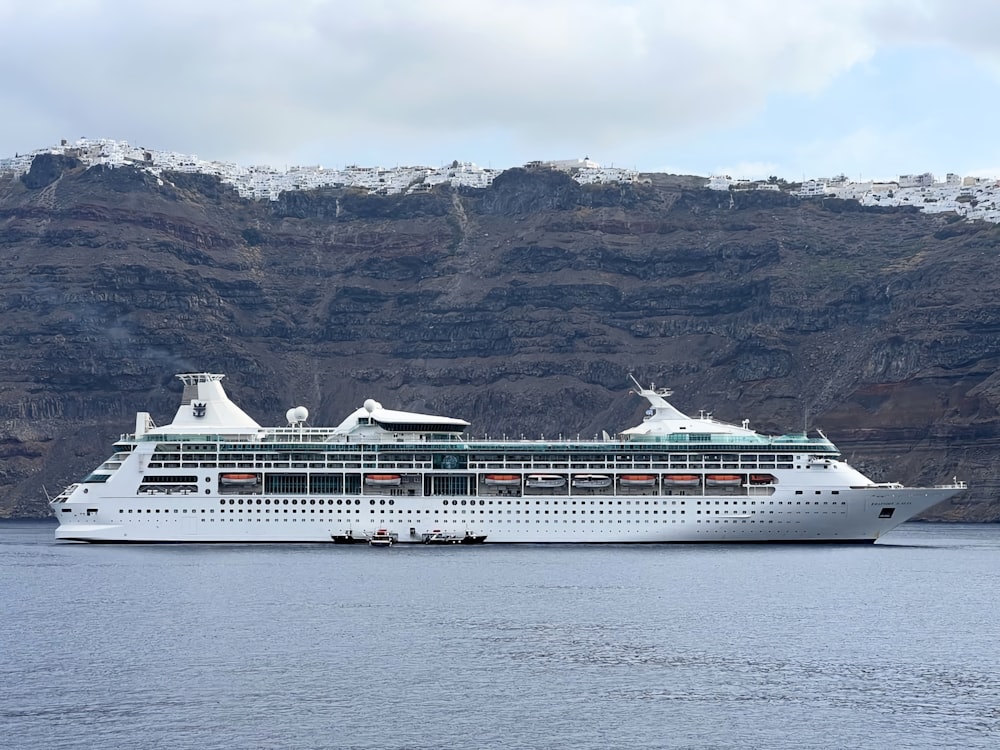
[220,498,367,506]
[219,498,384,506]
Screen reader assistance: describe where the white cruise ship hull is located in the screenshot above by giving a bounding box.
[53,485,958,544]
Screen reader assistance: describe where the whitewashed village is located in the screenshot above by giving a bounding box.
[2,138,999,224]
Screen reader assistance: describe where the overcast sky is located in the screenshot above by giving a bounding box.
[2,0,999,181]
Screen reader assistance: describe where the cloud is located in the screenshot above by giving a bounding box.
[2,0,1000,176]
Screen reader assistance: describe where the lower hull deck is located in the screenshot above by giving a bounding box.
[52,485,955,543]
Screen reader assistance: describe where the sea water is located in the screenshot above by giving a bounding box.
[2,520,998,750]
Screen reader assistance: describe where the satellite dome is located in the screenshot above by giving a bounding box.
[363,398,381,413]
[285,406,309,425]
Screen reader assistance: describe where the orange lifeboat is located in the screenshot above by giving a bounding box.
[705,474,742,486]
[365,474,401,486]
[484,474,522,486]
[664,474,700,486]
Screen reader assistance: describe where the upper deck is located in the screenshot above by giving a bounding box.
[118,372,840,458]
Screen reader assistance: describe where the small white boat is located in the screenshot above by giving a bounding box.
[367,529,397,546]
[525,474,566,488]
[422,530,488,545]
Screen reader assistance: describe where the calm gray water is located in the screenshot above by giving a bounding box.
[2,520,999,750]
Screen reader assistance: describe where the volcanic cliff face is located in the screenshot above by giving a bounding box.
[1,157,998,519]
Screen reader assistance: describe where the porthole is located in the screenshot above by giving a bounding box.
[219,499,225,506]
[337,499,343,505]
[379,499,385,505]
[283,499,289,505]
[238,499,244,505]
[388,499,394,505]
[370,499,375,505]
[229,499,235,505]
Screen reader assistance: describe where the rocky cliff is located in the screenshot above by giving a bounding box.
[2,157,998,520]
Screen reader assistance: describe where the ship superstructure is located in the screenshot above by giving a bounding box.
[50,373,966,543]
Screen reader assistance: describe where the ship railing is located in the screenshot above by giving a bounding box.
[935,480,968,490]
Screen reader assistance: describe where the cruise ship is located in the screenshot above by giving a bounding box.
[50,373,966,544]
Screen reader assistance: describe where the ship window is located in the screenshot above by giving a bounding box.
[879,507,895,519]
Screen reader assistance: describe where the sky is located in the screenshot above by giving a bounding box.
[2,0,1000,181]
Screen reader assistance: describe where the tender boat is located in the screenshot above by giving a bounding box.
[525,474,566,488]
[572,474,612,489]
[367,529,397,546]
[422,530,488,545]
